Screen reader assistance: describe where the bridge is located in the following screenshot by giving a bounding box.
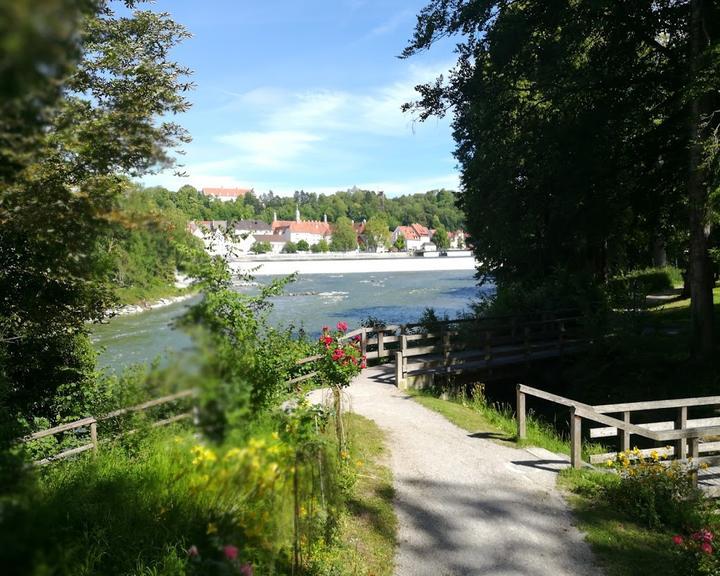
[348,310,588,389]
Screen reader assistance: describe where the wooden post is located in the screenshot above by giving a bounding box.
[689,436,700,488]
[675,406,687,461]
[360,327,367,357]
[192,404,201,427]
[516,385,526,439]
[442,329,451,364]
[570,407,582,469]
[377,328,385,359]
[618,411,631,453]
[395,351,404,388]
[400,334,407,355]
[90,420,98,453]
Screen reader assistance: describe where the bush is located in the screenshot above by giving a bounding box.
[251,241,271,254]
[282,241,298,254]
[607,266,682,309]
[296,239,310,252]
[605,449,705,531]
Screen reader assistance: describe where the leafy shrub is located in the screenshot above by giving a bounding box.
[296,239,310,252]
[282,241,298,254]
[607,266,682,308]
[251,241,271,254]
[605,448,705,530]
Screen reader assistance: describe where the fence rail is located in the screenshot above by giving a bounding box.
[20,390,197,465]
[516,384,720,482]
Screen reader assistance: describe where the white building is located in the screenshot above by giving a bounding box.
[272,207,332,246]
[391,224,433,251]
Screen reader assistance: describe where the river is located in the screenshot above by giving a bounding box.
[91,270,490,371]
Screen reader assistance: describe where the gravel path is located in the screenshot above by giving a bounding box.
[310,365,603,576]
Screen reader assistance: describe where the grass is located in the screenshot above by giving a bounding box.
[558,468,683,576]
[336,413,396,576]
[1,410,398,576]
[407,388,590,457]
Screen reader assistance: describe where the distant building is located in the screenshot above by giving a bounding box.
[232,220,272,253]
[251,234,287,254]
[272,207,332,246]
[201,187,251,202]
[392,224,433,251]
[448,229,468,249]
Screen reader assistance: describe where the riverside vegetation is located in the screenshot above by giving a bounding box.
[1,249,395,575]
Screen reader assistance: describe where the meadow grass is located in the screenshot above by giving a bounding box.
[1,410,397,576]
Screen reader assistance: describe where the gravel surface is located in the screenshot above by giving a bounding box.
[310,365,603,576]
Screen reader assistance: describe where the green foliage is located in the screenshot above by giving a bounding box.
[330,217,357,252]
[432,226,449,250]
[605,450,705,531]
[393,234,405,251]
[0,1,192,444]
[402,0,720,348]
[251,241,271,254]
[283,241,298,254]
[315,239,330,253]
[363,215,391,251]
[608,267,683,309]
[296,239,310,252]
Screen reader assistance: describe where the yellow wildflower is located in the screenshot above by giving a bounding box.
[650,450,659,462]
[271,432,280,440]
[605,459,614,468]
[207,522,218,535]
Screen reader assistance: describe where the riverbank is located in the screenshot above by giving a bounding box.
[230,252,476,276]
[110,291,197,317]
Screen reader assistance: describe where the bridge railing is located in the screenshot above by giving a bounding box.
[389,316,586,387]
[516,384,720,481]
[20,389,198,465]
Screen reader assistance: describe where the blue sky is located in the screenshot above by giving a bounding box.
[141,0,459,197]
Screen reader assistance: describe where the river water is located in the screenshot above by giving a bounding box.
[92,270,490,371]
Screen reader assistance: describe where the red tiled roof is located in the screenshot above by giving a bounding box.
[273,221,332,235]
[202,187,251,198]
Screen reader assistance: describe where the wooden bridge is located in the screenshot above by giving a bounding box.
[344,311,588,389]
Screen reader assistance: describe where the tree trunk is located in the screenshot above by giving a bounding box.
[652,236,667,268]
[688,0,715,359]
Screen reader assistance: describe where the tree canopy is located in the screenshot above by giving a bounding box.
[0,1,193,425]
[403,0,720,354]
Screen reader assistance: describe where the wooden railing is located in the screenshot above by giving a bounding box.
[391,316,585,387]
[516,384,720,480]
[20,389,197,465]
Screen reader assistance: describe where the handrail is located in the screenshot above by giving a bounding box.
[20,389,197,465]
[516,384,720,478]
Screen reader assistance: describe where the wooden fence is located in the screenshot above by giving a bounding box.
[391,316,585,388]
[20,389,197,465]
[516,384,720,481]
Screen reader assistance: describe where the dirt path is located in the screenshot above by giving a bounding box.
[311,366,602,576]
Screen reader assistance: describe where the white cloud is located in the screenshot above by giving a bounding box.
[368,9,415,38]
[216,130,323,169]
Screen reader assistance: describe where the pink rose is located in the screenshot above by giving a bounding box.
[672,535,684,546]
[187,545,199,558]
[332,348,345,361]
[223,545,239,560]
[701,542,713,555]
[337,321,348,332]
[322,325,329,333]
[360,360,367,369]
[239,564,254,576]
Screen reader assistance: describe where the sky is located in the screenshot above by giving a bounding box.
[140,0,460,197]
